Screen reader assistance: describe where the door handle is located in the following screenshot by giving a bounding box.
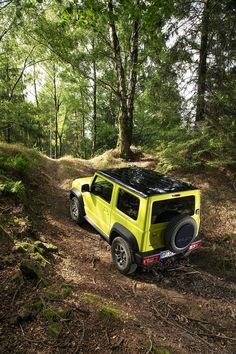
[104,208,109,215]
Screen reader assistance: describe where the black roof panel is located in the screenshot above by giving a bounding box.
[98,167,197,197]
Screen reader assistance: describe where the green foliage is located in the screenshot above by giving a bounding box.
[0,0,235,169]
[0,176,24,196]
[154,122,236,171]
[0,150,31,174]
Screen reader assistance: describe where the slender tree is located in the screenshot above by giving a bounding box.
[195,0,210,123]
[108,0,140,158]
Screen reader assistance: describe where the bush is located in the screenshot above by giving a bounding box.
[152,122,236,171]
[0,175,25,196]
[0,151,32,175]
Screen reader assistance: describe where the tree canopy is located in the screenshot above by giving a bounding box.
[0,0,235,168]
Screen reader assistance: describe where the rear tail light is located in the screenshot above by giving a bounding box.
[143,255,160,265]
[189,241,202,250]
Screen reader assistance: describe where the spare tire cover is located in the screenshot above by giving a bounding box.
[164,215,197,253]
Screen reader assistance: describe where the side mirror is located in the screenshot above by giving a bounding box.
[81,184,90,193]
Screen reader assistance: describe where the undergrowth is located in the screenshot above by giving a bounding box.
[141,122,236,172]
[0,143,41,198]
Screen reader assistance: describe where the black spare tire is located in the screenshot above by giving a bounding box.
[164,215,197,253]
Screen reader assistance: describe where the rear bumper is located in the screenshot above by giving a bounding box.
[133,240,202,266]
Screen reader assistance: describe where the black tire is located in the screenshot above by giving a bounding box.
[111,237,137,275]
[70,196,84,225]
[164,215,197,254]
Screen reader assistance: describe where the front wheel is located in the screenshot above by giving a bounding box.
[111,237,137,275]
[70,196,84,225]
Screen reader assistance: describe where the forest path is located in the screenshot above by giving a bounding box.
[29,155,236,354]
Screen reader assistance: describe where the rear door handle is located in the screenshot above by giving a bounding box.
[104,208,109,215]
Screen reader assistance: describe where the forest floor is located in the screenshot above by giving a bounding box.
[0,145,236,354]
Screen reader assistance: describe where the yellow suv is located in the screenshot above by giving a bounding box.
[70,168,201,275]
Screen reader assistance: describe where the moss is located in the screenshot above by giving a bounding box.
[34,241,58,254]
[41,307,71,321]
[81,294,100,304]
[61,283,74,298]
[31,252,51,267]
[57,308,72,319]
[31,299,44,312]
[62,287,73,298]
[14,241,34,253]
[14,244,28,253]
[44,290,61,300]
[99,305,120,319]
[20,259,49,286]
[47,323,62,338]
[61,282,74,289]
[41,308,59,321]
[20,259,42,278]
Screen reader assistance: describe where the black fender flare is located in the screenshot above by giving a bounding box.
[109,223,139,252]
[69,188,85,216]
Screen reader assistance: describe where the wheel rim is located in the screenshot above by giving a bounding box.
[71,199,79,219]
[114,244,127,268]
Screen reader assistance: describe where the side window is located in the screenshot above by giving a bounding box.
[91,175,113,203]
[117,189,140,220]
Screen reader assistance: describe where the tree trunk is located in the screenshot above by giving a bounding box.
[108,0,131,159]
[92,39,97,156]
[49,116,52,158]
[53,65,61,159]
[59,134,62,157]
[6,123,11,143]
[55,110,58,159]
[80,89,86,159]
[108,0,139,159]
[127,3,139,146]
[33,64,39,108]
[196,0,210,123]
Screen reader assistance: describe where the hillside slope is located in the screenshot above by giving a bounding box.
[0,144,235,354]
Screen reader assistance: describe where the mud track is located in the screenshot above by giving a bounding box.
[26,158,236,354]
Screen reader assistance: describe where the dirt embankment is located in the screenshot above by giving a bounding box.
[0,145,235,354]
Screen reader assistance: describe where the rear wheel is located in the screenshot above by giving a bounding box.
[70,196,84,224]
[164,215,197,253]
[111,237,137,275]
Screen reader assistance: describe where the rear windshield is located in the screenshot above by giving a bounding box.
[151,196,195,224]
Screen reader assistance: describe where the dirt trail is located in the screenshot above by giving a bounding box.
[1,150,235,354]
[29,156,236,354]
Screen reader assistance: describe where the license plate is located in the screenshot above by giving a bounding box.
[160,250,176,259]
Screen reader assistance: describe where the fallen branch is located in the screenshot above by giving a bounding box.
[11,282,24,304]
[199,332,236,342]
[19,323,50,345]
[119,284,130,294]
[187,317,211,325]
[152,306,213,348]
[105,329,110,344]
[146,336,153,354]
[132,282,137,296]
[112,337,124,349]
